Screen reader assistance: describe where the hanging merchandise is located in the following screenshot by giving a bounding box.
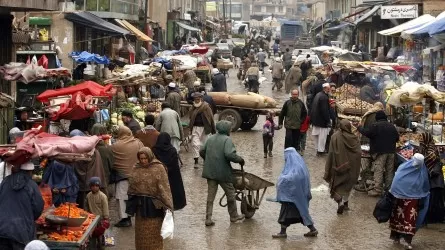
[31,55,38,65]
[37,55,49,69]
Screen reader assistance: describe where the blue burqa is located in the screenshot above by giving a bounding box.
[276,148,313,226]
[389,159,430,228]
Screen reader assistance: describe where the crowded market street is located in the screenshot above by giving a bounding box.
[109,61,445,250]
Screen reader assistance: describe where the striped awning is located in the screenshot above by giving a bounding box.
[115,19,153,42]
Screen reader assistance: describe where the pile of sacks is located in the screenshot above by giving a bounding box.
[207,92,278,108]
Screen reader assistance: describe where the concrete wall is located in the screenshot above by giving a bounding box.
[26,12,74,70]
[150,1,168,29]
[311,2,326,22]
[0,0,58,11]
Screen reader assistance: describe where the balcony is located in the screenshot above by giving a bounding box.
[75,0,140,21]
[0,0,59,11]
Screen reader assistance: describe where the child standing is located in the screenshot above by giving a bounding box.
[85,177,109,250]
[299,116,310,156]
[263,112,278,158]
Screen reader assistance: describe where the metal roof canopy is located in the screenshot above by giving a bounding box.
[65,12,129,35]
[354,5,380,25]
[378,14,435,36]
[114,19,153,41]
[176,22,201,32]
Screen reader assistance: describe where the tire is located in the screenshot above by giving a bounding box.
[219,108,242,132]
[240,113,258,131]
[241,196,256,219]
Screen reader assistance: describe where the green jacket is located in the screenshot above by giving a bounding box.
[279,99,307,130]
[200,121,243,183]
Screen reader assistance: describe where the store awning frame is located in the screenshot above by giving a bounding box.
[176,22,201,32]
[65,12,129,36]
[326,22,355,31]
[114,19,153,42]
[354,5,380,25]
[378,14,435,36]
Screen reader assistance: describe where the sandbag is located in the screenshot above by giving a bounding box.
[247,92,267,108]
[207,92,231,105]
[263,96,278,108]
[230,94,262,108]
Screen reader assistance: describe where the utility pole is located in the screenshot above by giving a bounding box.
[222,0,227,35]
[229,0,232,21]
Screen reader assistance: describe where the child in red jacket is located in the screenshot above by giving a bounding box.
[299,116,310,156]
[263,112,279,158]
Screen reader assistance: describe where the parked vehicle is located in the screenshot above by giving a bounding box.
[279,21,305,53]
[294,54,322,68]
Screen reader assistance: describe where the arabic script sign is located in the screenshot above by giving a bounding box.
[381,5,418,19]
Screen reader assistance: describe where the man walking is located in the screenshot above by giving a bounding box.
[278,89,307,151]
[190,92,216,167]
[256,48,267,72]
[282,48,293,72]
[200,120,245,226]
[211,68,227,92]
[155,102,184,153]
[358,111,399,196]
[311,83,331,156]
[285,62,302,94]
[165,82,182,114]
[270,57,284,91]
[135,114,160,149]
[121,110,141,136]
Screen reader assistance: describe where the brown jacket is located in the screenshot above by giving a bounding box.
[285,66,302,94]
[135,127,160,149]
[270,62,284,79]
[189,102,216,135]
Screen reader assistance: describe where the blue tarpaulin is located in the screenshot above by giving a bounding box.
[69,51,110,64]
[409,12,445,36]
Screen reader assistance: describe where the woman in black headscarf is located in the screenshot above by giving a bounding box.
[152,132,186,210]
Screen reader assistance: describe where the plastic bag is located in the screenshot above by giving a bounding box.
[161,210,174,239]
[103,228,115,246]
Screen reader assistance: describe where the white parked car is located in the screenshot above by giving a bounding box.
[294,54,323,67]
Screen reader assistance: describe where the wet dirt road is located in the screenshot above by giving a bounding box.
[109,62,445,250]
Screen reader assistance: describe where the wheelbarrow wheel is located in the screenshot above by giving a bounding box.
[241,196,256,219]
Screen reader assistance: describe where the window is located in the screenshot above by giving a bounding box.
[231,4,242,14]
[279,6,283,13]
[266,6,274,13]
[254,5,261,12]
[86,0,97,11]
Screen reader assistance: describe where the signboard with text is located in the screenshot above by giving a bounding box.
[381,5,418,19]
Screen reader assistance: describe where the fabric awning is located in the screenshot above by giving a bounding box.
[378,14,435,36]
[176,22,201,32]
[65,12,129,35]
[354,5,380,25]
[29,17,52,26]
[403,11,445,37]
[115,19,153,41]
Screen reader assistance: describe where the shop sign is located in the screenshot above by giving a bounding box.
[381,5,418,19]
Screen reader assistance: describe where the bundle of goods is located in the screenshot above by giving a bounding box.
[217,58,234,70]
[0,62,46,83]
[336,83,361,99]
[388,81,445,107]
[207,92,278,108]
[196,65,210,71]
[338,113,361,122]
[336,99,373,115]
[397,132,422,148]
[111,63,163,86]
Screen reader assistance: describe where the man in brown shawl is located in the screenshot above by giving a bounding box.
[90,124,114,197]
[183,69,197,89]
[285,62,302,94]
[324,119,361,214]
[69,129,106,210]
[111,126,144,227]
[189,92,216,167]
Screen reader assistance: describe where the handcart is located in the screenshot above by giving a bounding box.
[219,165,274,219]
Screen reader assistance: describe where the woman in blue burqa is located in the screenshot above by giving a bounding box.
[389,153,430,250]
[272,147,318,238]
